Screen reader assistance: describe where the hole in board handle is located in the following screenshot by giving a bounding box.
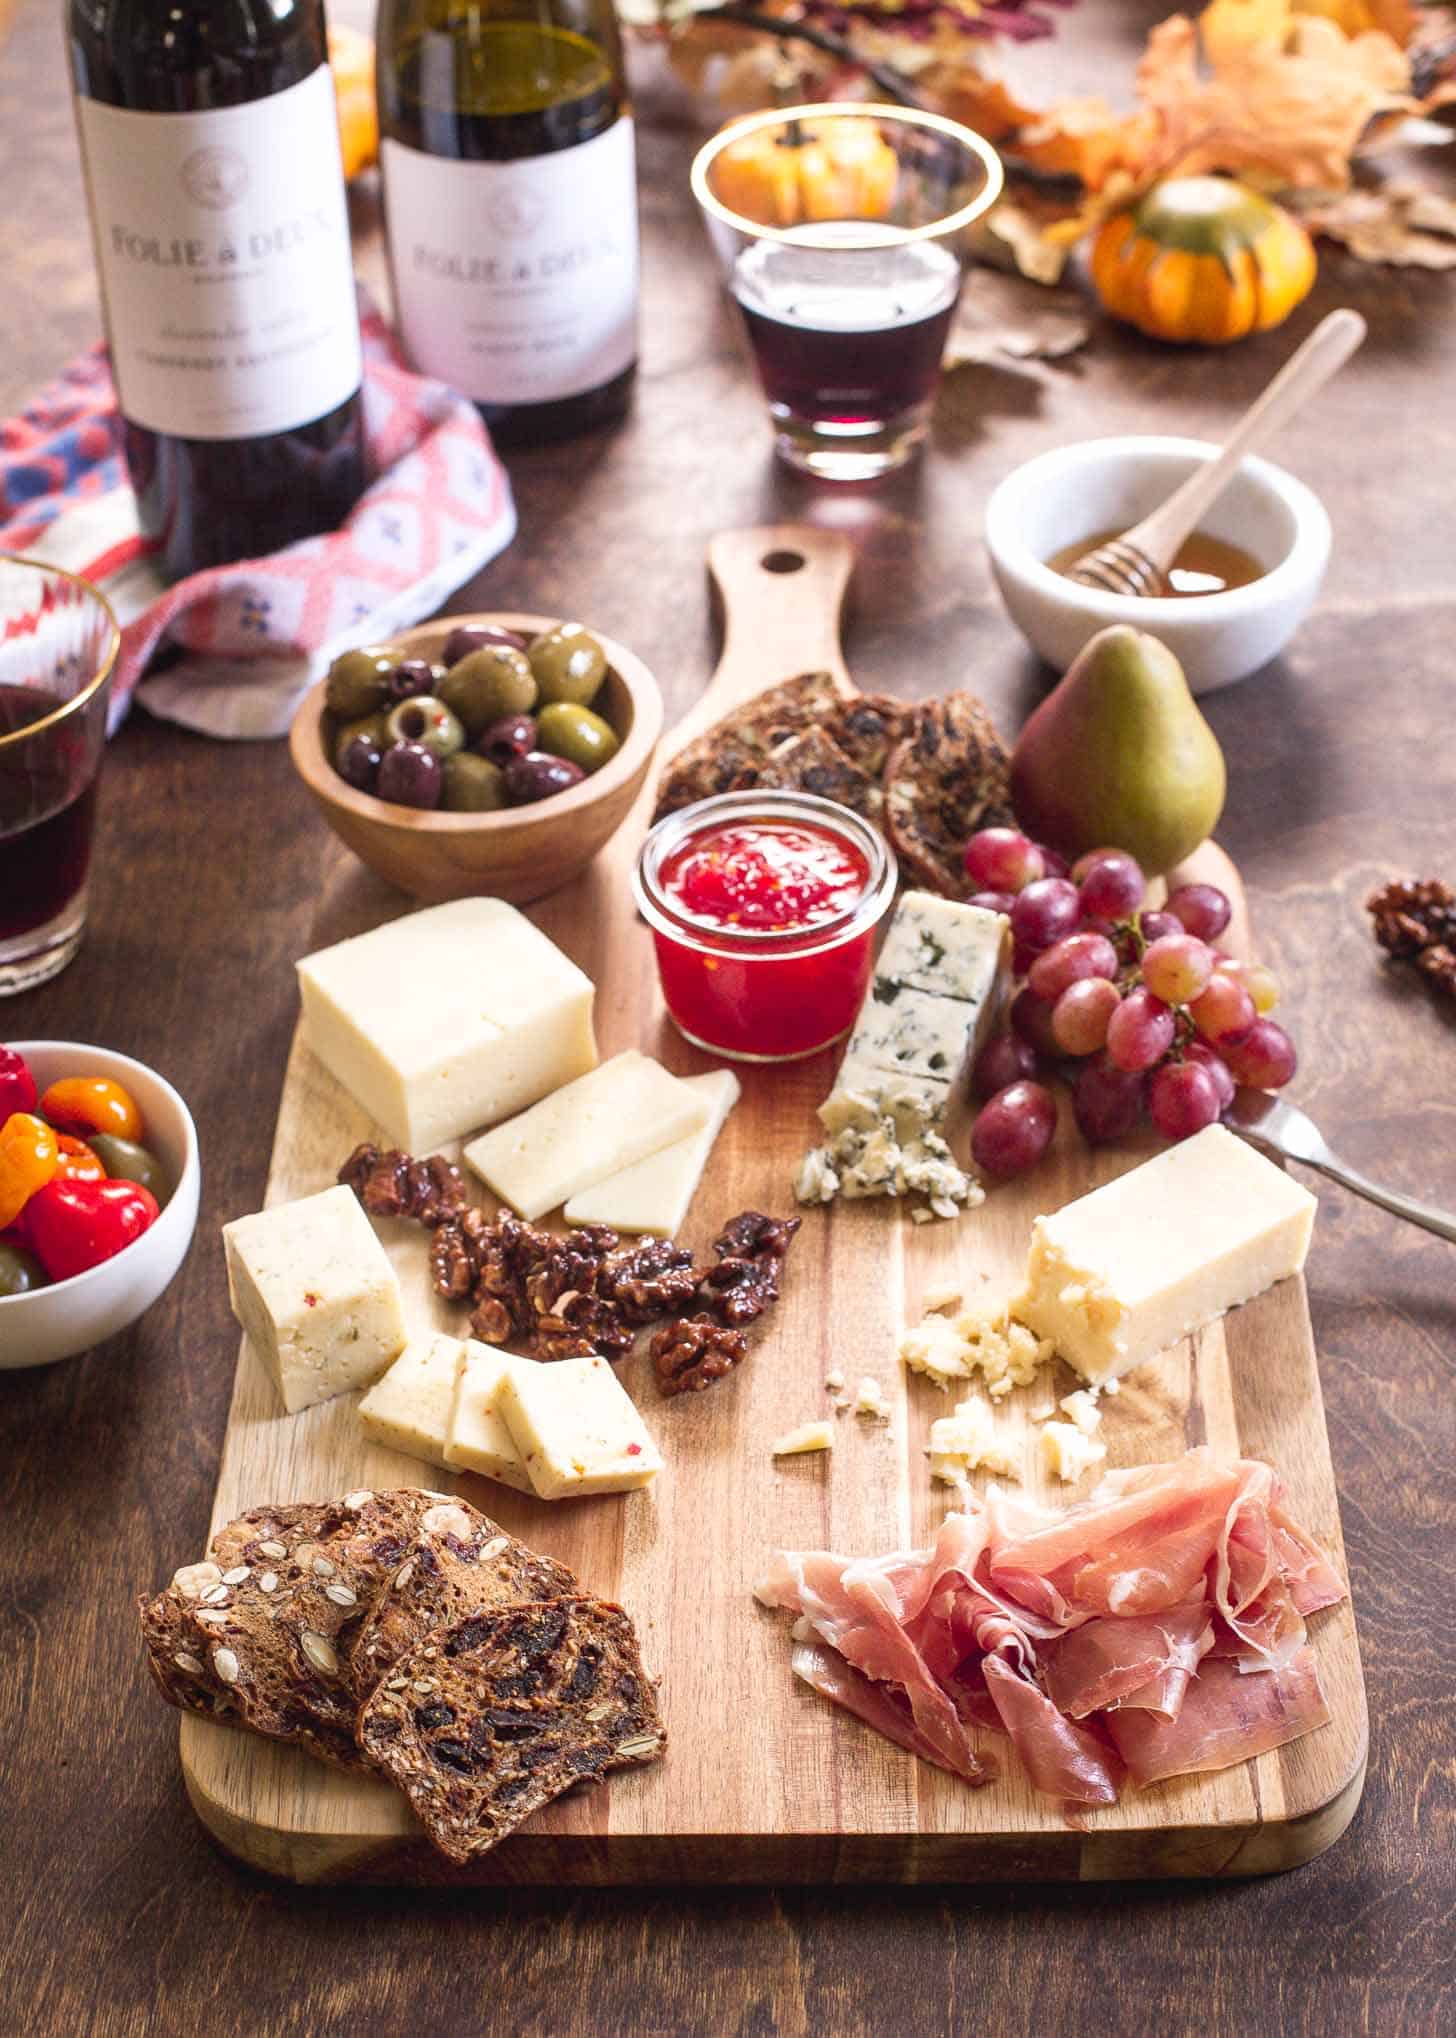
[760,550,806,575]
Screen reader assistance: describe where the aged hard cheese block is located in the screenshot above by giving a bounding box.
[295,898,596,1153]
[563,1068,741,1235]
[357,1332,463,1469]
[465,1050,711,1223]
[1014,1124,1318,1383]
[496,1353,664,1499]
[222,1185,407,1414]
[444,1343,535,1494]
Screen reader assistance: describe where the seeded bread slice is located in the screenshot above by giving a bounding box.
[356,1598,666,1863]
[139,1488,483,1772]
[349,1504,579,1690]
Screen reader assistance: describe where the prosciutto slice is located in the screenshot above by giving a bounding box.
[1105,1648,1331,1786]
[756,1449,1345,1810]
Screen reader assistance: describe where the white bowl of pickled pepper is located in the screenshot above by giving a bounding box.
[0,1041,200,1368]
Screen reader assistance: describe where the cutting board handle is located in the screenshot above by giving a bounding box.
[651,524,857,768]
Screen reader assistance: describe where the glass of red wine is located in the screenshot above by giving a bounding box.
[691,103,1003,481]
[0,557,119,994]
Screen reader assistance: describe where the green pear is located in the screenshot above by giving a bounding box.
[1009,625,1226,875]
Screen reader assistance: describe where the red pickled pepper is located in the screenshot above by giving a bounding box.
[0,1047,37,1121]
[52,1133,107,1184]
[24,1176,159,1282]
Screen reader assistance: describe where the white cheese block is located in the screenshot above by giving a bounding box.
[223,1184,406,1415]
[465,1050,711,1223]
[296,898,596,1153]
[357,1332,463,1469]
[495,1352,663,1499]
[444,1343,535,1494]
[771,1420,834,1456]
[563,1069,740,1235]
[874,891,1012,1005]
[1014,1125,1318,1384]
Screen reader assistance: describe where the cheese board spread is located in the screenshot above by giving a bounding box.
[153,526,1364,1884]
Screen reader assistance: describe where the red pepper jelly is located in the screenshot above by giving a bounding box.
[634,791,897,1062]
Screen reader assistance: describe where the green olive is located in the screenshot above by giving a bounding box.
[536,700,620,774]
[528,623,608,707]
[440,752,508,812]
[324,646,396,721]
[437,648,537,737]
[0,1240,48,1297]
[384,695,466,760]
[332,710,390,774]
[88,1134,172,1207]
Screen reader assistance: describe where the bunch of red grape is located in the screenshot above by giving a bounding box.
[962,828,1297,1181]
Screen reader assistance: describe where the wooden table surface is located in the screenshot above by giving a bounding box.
[2,0,1453,2031]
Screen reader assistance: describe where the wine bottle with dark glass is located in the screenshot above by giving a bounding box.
[377,0,638,447]
[68,0,368,582]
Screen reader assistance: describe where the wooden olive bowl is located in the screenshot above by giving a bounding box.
[289,613,664,906]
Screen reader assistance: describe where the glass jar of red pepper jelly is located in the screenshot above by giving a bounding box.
[634,791,897,1062]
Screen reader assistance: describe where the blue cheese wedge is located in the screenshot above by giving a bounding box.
[222,1184,407,1414]
[357,1332,463,1469]
[465,1050,711,1223]
[563,1068,740,1236]
[495,1353,663,1499]
[296,898,597,1153]
[797,896,1009,1219]
[1014,1124,1318,1383]
[443,1343,535,1494]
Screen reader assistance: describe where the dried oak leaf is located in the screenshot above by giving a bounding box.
[944,270,1093,366]
[1300,179,1456,265]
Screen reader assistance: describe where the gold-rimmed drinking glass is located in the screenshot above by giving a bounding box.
[691,103,1004,479]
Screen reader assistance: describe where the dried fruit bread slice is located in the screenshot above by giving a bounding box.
[651,670,846,820]
[825,693,916,779]
[138,1488,481,1772]
[357,1598,666,1864]
[754,724,882,819]
[884,694,1013,897]
[349,1502,579,1690]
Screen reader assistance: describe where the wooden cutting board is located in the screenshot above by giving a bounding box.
[180,525,1365,1885]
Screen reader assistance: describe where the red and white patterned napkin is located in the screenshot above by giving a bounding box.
[0,301,516,739]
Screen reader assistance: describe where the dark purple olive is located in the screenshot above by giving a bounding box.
[504,750,586,805]
[376,740,443,809]
[478,713,538,766]
[338,732,383,792]
[386,657,441,704]
[442,624,529,667]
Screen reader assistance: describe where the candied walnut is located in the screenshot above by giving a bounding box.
[1368,878,1456,999]
[697,1257,780,1328]
[470,1294,515,1346]
[599,1240,699,1325]
[651,1314,749,1396]
[430,1222,478,1303]
[339,1144,467,1227]
[712,1210,801,1262]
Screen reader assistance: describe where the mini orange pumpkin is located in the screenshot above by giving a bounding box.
[328,24,378,183]
[712,119,899,230]
[1091,175,1317,345]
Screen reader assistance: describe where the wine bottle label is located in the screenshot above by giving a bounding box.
[75,67,362,441]
[382,120,639,407]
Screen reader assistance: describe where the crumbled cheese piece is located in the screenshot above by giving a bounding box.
[772,1420,834,1456]
[1039,1420,1108,1484]
[898,1299,1055,1398]
[1058,1389,1103,1437]
[926,1395,1020,1485]
[853,1376,889,1420]
[922,1282,963,1314]
[797,1117,981,1223]
[824,1370,845,1392]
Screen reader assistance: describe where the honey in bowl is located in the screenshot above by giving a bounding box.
[1048,529,1265,598]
